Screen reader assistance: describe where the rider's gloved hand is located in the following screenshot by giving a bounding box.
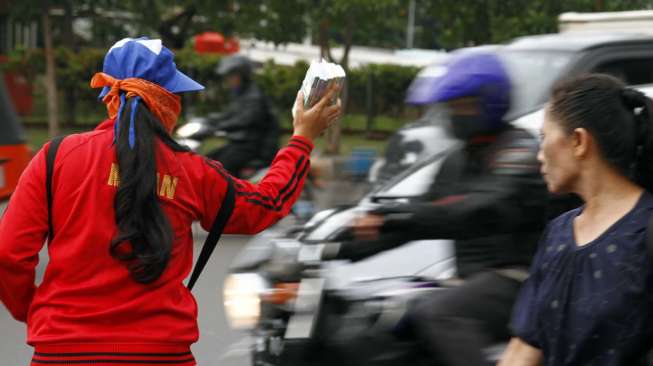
[351,202,415,241]
[292,84,342,141]
[352,214,385,241]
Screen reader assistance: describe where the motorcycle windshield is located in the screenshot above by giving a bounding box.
[368,145,457,201]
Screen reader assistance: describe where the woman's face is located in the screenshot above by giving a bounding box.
[538,109,581,193]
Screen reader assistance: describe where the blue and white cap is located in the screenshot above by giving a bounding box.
[99,37,204,98]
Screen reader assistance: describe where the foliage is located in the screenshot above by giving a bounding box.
[308,0,404,69]
[255,60,308,120]
[346,64,419,118]
[235,1,308,45]
[7,0,653,52]
[7,0,653,133]
[417,0,653,49]
[0,46,44,81]
[2,46,418,125]
[55,47,105,99]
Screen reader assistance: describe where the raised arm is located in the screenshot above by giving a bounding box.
[198,86,341,234]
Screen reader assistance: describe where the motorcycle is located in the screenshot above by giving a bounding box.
[222,148,508,365]
[175,114,271,181]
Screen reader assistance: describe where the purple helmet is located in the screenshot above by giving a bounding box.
[406,52,511,126]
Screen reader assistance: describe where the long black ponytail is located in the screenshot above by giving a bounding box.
[110,97,189,284]
[549,74,653,193]
[620,88,653,193]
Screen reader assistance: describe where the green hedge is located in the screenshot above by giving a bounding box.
[2,46,419,127]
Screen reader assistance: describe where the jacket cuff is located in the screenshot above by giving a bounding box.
[288,136,314,154]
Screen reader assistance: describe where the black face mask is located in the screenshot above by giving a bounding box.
[449,114,489,140]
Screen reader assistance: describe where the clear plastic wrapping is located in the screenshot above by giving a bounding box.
[293,59,346,118]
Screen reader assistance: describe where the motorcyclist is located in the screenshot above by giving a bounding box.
[344,52,552,366]
[209,55,279,176]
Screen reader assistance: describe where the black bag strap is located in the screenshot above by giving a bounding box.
[46,136,65,240]
[187,179,236,290]
[45,134,234,289]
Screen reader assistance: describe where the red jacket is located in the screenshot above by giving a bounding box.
[0,119,313,365]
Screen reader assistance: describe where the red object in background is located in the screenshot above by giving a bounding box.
[0,144,32,201]
[0,55,34,116]
[194,32,240,54]
[223,38,240,54]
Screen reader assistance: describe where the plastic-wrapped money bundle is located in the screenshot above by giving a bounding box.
[292,59,346,118]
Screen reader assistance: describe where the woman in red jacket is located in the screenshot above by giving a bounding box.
[0,38,340,365]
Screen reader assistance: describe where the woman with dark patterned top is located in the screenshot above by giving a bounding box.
[500,74,653,366]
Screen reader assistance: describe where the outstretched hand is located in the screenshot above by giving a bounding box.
[292,84,342,141]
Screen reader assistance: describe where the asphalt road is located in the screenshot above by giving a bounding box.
[0,233,252,366]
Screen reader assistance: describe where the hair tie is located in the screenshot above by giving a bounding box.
[90,72,181,133]
[621,88,646,110]
[621,88,651,177]
[621,88,648,137]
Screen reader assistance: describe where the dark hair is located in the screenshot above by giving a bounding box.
[110,98,189,284]
[548,74,653,192]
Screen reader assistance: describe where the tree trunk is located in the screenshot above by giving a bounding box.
[595,0,605,11]
[318,19,334,62]
[42,2,59,137]
[63,0,76,127]
[317,17,339,155]
[365,71,375,134]
[158,6,196,49]
[324,113,341,155]
[474,1,491,45]
[339,15,354,71]
[324,15,356,155]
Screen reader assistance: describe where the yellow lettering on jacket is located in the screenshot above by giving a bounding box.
[108,163,120,187]
[107,164,178,200]
[159,175,179,199]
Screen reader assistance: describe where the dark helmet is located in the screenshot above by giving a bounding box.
[216,55,252,78]
[408,52,511,128]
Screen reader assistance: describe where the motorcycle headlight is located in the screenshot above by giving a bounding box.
[223,273,267,329]
[176,121,203,138]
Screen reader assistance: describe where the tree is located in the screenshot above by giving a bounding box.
[42,0,59,137]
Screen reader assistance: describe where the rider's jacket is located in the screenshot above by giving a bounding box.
[344,126,557,278]
[214,82,279,165]
[0,118,312,363]
[215,83,278,143]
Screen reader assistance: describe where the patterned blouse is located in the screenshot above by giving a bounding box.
[512,191,653,365]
